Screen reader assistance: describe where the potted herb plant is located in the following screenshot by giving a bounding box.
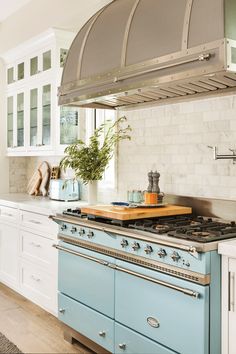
[60,116,131,204]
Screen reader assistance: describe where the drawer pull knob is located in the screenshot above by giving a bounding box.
[119,344,126,350]
[99,331,106,337]
[59,308,65,314]
[29,220,41,225]
[3,213,13,217]
[31,275,41,282]
[30,242,41,248]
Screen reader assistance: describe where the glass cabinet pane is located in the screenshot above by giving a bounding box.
[43,51,51,71]
[17,62,24,80]
[7,68,14,84]
[60,107,79,144]
[17,93,24,147]
[30,89,38,146]
[42,84,51,145]
[7,96,13,148]
[30,57,38,76]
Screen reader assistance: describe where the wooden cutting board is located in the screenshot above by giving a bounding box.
[81,205,192,221]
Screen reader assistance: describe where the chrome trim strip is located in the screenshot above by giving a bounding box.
[115,265,200,298]
[182,0,193,50]
[57,234,210,286]
[53,244,109,266]
[121,0,140,67]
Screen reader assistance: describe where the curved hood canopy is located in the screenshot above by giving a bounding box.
[59,0,236,109]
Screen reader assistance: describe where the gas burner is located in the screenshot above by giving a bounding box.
[191,231,211,237]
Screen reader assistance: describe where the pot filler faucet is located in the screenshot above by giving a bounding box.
[208,146,236,164]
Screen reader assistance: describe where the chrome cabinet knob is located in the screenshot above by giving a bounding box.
[61,224,67,231]
[59,308,65,314]
[120,239,128,248]
[131,242,140,251]
[171,251,181,262]
[87,230,94,238]
[144,245,153,254]
[119,343,126,350]
[71,226,77,233]
[99,331,106,337]
[79,228,85,236]
[157,248,167,258]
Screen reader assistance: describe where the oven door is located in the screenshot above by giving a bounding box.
[58,241,115,318]
[115,260,209,354]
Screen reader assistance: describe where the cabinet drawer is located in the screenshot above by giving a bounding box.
[115,323,176,354]
[59,293,114,353]
[58,242,115,318]
[21,210,57,237]
[20,230,57,272]
[0,206,19,224]
[20,260,57,313]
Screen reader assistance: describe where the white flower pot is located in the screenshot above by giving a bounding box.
[87,180,98,205]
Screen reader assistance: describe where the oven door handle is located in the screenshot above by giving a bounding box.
[53,244,110,267]
[115,265,200,299]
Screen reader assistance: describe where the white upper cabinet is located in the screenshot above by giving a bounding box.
[1,28,80,156]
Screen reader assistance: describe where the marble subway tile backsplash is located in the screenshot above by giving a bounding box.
[117,94,236,201]
[9,157,27,193]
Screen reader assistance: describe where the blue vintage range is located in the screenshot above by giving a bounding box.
[52,207,236,354]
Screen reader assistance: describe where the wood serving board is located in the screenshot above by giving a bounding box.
[81,204,192,221]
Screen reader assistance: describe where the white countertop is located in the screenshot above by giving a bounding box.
[0,193,88,215]
[218,239,236,258]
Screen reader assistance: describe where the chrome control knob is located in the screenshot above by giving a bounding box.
[120,239,128,248]
[144,245,153,254]
[99,331,106,337]
[157,248,167,258]
[59,308,65,314]
[87,230,94,238]
[79,228,85,236]
[71,226,77,233]
[131,242,140,251]
[171,251,181,262]
[119,344,126,350]
[61,224,67,231]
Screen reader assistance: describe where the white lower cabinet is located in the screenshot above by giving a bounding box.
[219,241,236,354]
[0,203,58,315]
[20,259,57,312]
[0,222,19,290]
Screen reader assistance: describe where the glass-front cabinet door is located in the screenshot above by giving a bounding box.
[17,92,24,147]
[42,84,51,146]
[60,106,79,145]
[30,88,38,146]
[7,96,14,148]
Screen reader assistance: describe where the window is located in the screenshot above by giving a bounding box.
[86,108,117,189]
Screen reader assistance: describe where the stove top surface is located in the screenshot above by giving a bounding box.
[63,208,236,243]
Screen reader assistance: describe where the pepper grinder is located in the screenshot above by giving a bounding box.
[147,171,153,192]
[152,171,160,193]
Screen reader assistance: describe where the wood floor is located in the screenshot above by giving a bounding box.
[0,283,92,354]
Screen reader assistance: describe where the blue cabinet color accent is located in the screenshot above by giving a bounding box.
[59,293,114,353]
[115,323,177,354]
[115,260,209,354]
[58,242,115,318]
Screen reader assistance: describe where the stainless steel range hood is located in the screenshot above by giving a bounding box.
[59,0,236,110]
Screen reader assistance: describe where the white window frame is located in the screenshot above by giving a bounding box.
[85,108,117,190]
